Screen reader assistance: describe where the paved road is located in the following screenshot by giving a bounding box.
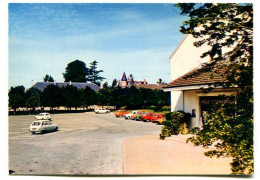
[9,112,162,175]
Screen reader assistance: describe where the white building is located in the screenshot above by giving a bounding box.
[163,34,236,129]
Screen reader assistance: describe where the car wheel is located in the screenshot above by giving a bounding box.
[55,127,58,131]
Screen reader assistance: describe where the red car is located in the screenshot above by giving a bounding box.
[149,114,165,123]
[142,113,156,122]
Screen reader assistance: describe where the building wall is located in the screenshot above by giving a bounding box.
[183,90,201,128]
[181,89,235,129]
[168,33,237,129]
[169,34,211,81]
[170,91,183,112]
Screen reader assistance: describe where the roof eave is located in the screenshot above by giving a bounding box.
[169,34,189,62]
[163,84,216,91]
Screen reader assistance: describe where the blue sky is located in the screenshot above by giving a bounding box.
[9,3,188,89]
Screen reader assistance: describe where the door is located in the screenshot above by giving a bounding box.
[199,96,235,126]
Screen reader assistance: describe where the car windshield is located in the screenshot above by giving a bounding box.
[32,122,41,126]
[43,121,52,125]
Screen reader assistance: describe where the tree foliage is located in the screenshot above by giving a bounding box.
[96,86,170,110]
[63,60,89,82]
[87,60,105,86]
[175,3,253,174]
[82,86,97,108]
[41,85,63,110]
[111,79,117,88]
[8,85,25,113]
[8,84,170,115]
[24,87,41,110]
[62,85,83,110]
[43,74,54,82]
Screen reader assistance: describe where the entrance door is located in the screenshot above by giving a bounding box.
[199,96,234,126]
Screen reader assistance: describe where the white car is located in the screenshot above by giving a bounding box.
[29,120,58,134]
[35,113,51,120]
[95,108,110,114]
[124,111,140,119]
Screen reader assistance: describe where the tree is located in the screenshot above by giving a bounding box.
[24,87,41,111]
[82,86,97,109]
[43,74,55,82]
[8,86,25,114]
[111,79,117,88]
[96,88,113,106]
[157,78,162,84]
[62,85,83,110]
[102,82,109,89]
[87,60,105,86]
[175,3,253,174]
[63,60,89,82]
[41,85,63,110]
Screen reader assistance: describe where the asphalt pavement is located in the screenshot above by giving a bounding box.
[8,112,162,175]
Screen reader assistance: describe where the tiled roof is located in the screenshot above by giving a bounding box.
[164,67,227,89]
[134,84,167,90]
[32,82,100,92]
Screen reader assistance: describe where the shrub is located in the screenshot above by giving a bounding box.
[159,126,172,140]
[160,111,191,139]
[178,123,189,135]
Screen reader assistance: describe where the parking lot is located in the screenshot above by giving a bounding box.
[8,112,162,175]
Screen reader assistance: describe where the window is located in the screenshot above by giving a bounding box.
[192,109,196,117]
[32,122,41,126]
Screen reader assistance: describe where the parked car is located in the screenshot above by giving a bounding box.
[35,113,51,120]
[134,113,144,121]
[142,113,156,122]
[124,111,140,119]
[29,120,58,134]
[95,108,110,114]
[150,114,165,123]
[115,110,129,117]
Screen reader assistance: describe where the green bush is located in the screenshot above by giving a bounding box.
[160,111,191,139]
[159,126,172,140]
[178,123,189,135]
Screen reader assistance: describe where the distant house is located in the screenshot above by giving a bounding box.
[163,34,236,129]
[32,81,100,92]
[116,72,166,90]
